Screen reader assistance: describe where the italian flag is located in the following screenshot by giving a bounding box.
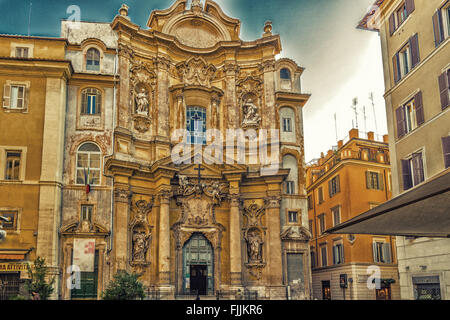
[83,167,91,194]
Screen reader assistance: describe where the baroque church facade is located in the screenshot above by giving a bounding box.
[1,0,311,300]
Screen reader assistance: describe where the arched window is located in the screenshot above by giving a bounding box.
[186,106,206,145]
[76,142,101,186]
[81,88,101,115]
[86,48,100,71]
[280,68,291,80]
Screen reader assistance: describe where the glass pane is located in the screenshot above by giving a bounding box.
[77,153,88,168]
[91,170,100,185]
[79,143,100,152]
[89,154,100,168]
[10,86,18,108]
[76,170,85,184]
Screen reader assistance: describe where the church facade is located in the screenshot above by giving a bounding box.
[1,0,311,300]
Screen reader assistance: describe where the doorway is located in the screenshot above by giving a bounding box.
[190,265,207,295]
[182,233,214,295]
[322,280,331,300]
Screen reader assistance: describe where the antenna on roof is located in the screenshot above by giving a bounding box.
[334,113,338,142]
[369,92,379,133]
[28,1,33,36]
[351,97,359,129]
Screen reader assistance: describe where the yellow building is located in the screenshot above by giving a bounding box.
[0,35,72,299]
[332,0,450,300]
[307,129,400,300]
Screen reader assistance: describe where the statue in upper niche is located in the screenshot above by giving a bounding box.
[191,0,202,8]
[135,88,149,116]
[242,99,261,127]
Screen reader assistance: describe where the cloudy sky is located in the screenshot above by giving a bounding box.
[0,0,385,162]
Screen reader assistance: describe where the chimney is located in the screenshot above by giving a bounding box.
[337,140,343,149]
[327,150,333,158]
[349,128,359,140]
[367,131,374,141]
[383,134,389,143]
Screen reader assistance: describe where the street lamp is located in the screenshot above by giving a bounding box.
[0,216,9,242]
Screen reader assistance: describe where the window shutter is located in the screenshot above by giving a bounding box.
[328,180,332,198]
[414,91,424,126]
[396,106,406,138]
[24,86,30,111]
[405,0,415,16]
[366,171,370,189]
[379,172,384,191]
[3,84,11,108]
[96,92,102,114]
[442,136,450,169]
[383,243,392,263]
[432,11,444,47]
[81,90,87,114]
[412,152,424,184]
[373,243,378,262]
[393,54,400,83]
[410,34,420,68]
[336,175,340,193]
[389,14,396,36]
[438,72,449,110]
[401,159,412,190]
[340,245,344,264]
[332,246,336,265]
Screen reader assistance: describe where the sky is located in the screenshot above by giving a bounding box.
[0,0,386,162]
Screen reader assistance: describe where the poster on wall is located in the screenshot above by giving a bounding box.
[73,239,95,272]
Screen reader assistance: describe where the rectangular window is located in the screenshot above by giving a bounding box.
[366,171,384,190]
[5,151,21,180]
[373,242,392,263]
[309,220,314,237]
[390,0,415,35]
[319,214,326,234]
[87,94,97,114]
[10,85,25,109]
[282,118,292,132]
[396,91,424,138]
[285,181,295,195]
[320,246,328,267]
[307,195,313,210]
[401,152,425,191]
[442,136,450,168]
[433,1,450,47]
[186,106,206,145]
[328,175,340,198]
[286,253,304,284]
[393,34,419,83]
[332,243,344,265]
[288,211,298,223]
[310,251,316,269]
[81,205,93,222]
[15,47,29,58]
[331,206,340,226]
[318,187,324,204]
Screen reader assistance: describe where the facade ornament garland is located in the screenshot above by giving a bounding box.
[176,57,217,88]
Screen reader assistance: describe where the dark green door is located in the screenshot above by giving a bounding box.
[71,250,99,300]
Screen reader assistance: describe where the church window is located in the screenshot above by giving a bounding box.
[280,68,291,80]
[186,106,206,145]
[76,143,101,186]
[86,48,100,72]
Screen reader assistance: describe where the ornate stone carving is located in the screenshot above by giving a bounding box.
[129,199,154,266]
[114,188,131,203]
[177,57,217,88]
[280,226,311,242]
[243,202,267,279]
[133,115,151,133]
[130,60,156,121]
[118,43,134,61]
[246,228,263,263]
[132,199,153,224]
[135,88,150,116]
[242,98,261,129]
[155,56,171,71]
[176,175,228,205]
[132,230,151,262]
[258,59,276,73]
[264,196,281,209]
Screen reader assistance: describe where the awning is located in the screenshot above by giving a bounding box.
[326,171,450,238]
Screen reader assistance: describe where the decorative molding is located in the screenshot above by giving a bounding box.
[176,56,217,88]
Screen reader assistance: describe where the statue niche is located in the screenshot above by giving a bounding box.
[132,226,151,263]
[245,227,263,263]
[242,98,261,129]
[129,199,153,267]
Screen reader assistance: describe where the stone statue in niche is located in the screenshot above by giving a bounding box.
[246,229,263,263]
[242,99,261,128]
[135,88,149,116]
[132,230,151,262]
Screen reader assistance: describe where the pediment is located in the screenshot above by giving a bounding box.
[147,0,240,49]
[281,226,311,241]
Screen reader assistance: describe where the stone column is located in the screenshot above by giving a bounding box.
[229,193,243,286]
[260,60,276,130]
[224,63,239,129]
[265,195,283,285]
[158,190,171,285]
[113,186,130,273]
[156,57,170,139]
[117,43,132,129]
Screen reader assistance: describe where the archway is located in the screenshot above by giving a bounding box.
[182,233,214,295]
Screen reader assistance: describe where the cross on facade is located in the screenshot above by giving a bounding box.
[194,164,205,185]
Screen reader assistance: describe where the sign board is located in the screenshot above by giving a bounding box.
[340,274,348,288]
[73,239,95,272]
[0,262,29,272]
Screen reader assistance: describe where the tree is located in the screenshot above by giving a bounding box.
[102,270,145,300]
[25,257,55,300]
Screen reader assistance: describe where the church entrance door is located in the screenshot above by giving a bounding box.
[190,265,207,295]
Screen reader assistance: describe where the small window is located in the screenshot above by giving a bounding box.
[318,187,324,204]
[331,206,340,226]
[282,118,292,132]
[319,214,326,234]
[81,88,101,115]
[401,152,424,191]
[373,241,392,263]
[328,175,340,198]
[399,44,411,77]
[307,195,313,210]
[280,68,291,80]
[308,220,314,236]
[396,2,408,26]
[81,205,93,222]
[15,47,29,58]
[332,243,344,265]
[0,211,18,230]
[76,143,101,186]
[366,171,383,190]
[288,211,298,223]
[320,245,327,267]
[5,151,21,181]
[10,85,26,110]
[310,251,316,268]
[285,181,295,195]
[86,48,100,72]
